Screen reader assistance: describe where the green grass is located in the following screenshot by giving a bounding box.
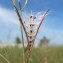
[0,46,63,63]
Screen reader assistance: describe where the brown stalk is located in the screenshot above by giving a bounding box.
[34,9,50,42]
[26,9,50,60]
[13,5,29,42]
[13,4,30,63]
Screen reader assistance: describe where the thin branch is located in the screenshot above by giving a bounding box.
[13,4,29,42]
[18,1,25,63]
[21,0,29,12]
[0,54,10,63]
[34,9,50,42]
[12,1,29,63]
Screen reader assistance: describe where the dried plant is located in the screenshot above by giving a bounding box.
[26,9,50,59]
[12,0,29,63]
[12,0,49,63]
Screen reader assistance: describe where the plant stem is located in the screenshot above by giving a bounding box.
[18,1,25,63]
[20,23,25,63]
[0,54,10,63]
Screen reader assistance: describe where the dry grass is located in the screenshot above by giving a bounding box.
[1,46,63,63]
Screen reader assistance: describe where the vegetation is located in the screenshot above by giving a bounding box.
[0,46,63,63]
[39,36,50,47]
[15,37,21,44]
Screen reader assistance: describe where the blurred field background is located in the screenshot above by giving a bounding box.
[0,46,63,63]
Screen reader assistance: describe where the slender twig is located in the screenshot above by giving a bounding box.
[20,23,25,63]
[18,1,25,63]
[20,0,29,12]
[34,9,50,42]
[12,0,28,63]
[0,54,10,63]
